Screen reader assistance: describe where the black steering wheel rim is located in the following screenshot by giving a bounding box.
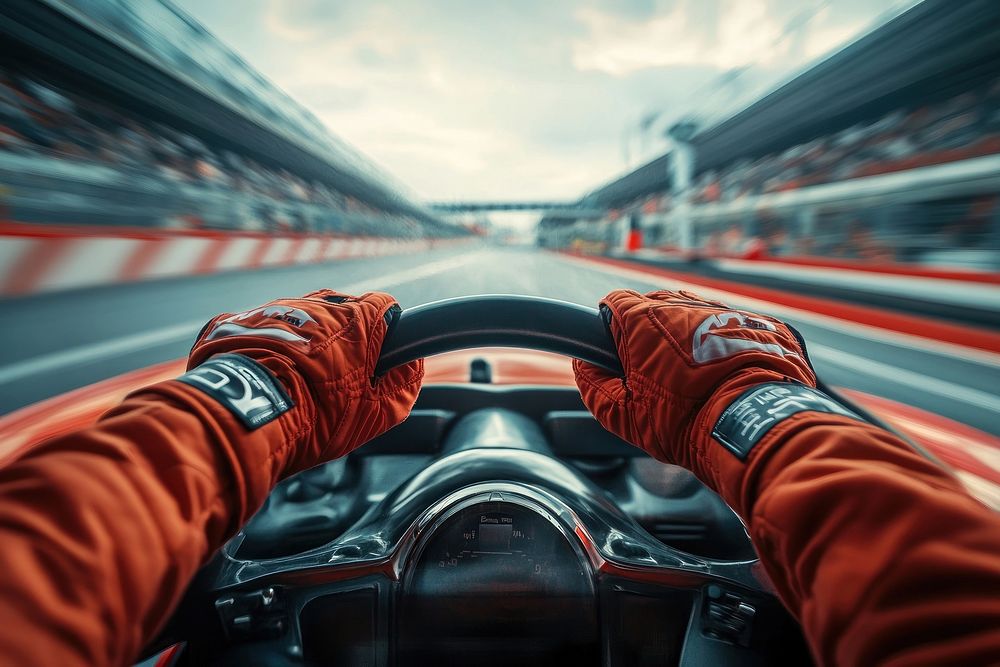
[373,294,933,463]
[375,294,624,376]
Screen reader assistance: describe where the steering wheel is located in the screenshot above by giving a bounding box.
[374,294,922,457]
[375,294,623,375]
[153,295,912,665]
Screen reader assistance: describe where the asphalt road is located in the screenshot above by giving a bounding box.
[1,245,998,436]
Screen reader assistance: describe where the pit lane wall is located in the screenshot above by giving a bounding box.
[0,223,469,298]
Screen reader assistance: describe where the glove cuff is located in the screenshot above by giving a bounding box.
[689,371,866,516]
[175,351,319,479]
[175,354,294,430]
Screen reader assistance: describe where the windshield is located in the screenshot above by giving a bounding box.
[0,0,997,445]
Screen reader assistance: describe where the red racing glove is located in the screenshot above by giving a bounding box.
[0,291,421,667]
[183,289,423,477]
[575,289,1000,667]
[573,289,864,514]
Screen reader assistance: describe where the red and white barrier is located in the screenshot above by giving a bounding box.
[0,223,468,298]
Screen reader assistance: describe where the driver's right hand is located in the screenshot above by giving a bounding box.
[573,289,817,493]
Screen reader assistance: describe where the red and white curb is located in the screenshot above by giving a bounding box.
[0,223,469,297]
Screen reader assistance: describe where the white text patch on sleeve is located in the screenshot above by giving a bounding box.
[713,383,861,460]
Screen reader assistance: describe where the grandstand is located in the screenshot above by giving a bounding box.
[0,0,461,238]
[542,0,1000,270]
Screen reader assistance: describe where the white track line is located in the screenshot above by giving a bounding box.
[808,344,1000,413]
[0,252,483,387]
[557,253,1000,369]
[0,322,204,386]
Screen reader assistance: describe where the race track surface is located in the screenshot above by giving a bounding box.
[1,246,997,436]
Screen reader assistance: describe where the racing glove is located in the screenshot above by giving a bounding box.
[182,289,424,478]
[0,290,424,667]
[573,288,838,515]
[574,289,1000,666]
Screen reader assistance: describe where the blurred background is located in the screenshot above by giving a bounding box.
[0,1,997,439]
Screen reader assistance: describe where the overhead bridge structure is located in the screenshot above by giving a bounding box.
[428,201,603,217]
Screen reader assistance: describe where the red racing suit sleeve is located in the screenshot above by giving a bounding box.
[0,290,422,666]
[699,382,1000,666]
[574,289,1000,666]
[0,380,295,666]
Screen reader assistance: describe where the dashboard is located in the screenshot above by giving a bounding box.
[398,498,597,664]
[161,384,812,666]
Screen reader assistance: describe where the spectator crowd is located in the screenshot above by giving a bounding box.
[0,66,424,236]
[691,76,1000,204]
[553,77,1000,270]
[600,79,1000,271]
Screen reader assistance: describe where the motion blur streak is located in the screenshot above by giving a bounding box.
[0,251,485,389]
[0,248,996,442]
[806,345,1000,414]
[0,0,997,455]
[556,253,1000,365]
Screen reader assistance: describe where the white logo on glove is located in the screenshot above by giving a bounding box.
[692,311,800,364]
[205,306,316,344]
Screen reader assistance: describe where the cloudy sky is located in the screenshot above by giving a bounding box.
[172,0,913,202]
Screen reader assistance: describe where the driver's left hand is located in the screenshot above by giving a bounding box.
[187,289,423,477]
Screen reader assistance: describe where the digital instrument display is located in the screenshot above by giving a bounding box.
[398,501,599,665]
[409,501,587,595]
